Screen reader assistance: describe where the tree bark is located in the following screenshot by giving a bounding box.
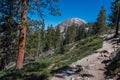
[16,0,27,69]
[115,7,120,36]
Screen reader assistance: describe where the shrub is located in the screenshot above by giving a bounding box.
[40,69,51,78]
[23,58,51,72]
[0,69,25,80]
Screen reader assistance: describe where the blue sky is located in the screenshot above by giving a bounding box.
[44,0,114,26]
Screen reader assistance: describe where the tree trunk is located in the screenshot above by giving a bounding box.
[115,7,120,36]
[0,53,6,70]
[16,0,27,69]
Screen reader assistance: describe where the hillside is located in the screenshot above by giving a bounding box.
[49,35,115,80]
[0,36,103,80]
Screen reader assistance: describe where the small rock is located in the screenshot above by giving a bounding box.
[71,77,75,80]
[48,64,55,69]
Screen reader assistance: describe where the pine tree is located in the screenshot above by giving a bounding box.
[96,6,108,34]
[40,21,46,52]
[109,0,120,35]
[91,22,98,35]
[69,24,77,43]
[55,26,61,48]
[50,25,56,48]
[16,0,60,69]
[0,0,19,70]
[26,20,43,60]
[16,0,28,69]
[64,24,85,44]
[64,28,70,44]
[0,0,60,69]
[58,36,64,54]
[75,25,85,41]
[47,25,53,49]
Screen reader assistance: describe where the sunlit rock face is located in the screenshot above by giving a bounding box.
[57,18,87,32]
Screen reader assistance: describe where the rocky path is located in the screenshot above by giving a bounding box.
[49,39,116,80]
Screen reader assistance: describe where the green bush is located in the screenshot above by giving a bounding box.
[0,69,25,80]
[40,69,51,78]
[23,62,42,72]
[0,59,51,80]
[0,71,5,78]
[23,58,51,72]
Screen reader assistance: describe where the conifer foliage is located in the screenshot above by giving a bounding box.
[0,0,60,69]
[92,6,108,35]
[109,0,120,35]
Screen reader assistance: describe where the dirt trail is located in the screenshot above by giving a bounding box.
[49,39,115,80]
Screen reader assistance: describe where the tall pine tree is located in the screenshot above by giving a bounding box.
[109,0,120,35]
[16,0,60,69]
[93,6,108,35]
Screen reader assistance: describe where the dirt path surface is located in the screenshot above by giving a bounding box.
[49,39,116,80]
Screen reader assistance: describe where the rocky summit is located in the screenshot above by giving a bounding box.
[57,18,86,32]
